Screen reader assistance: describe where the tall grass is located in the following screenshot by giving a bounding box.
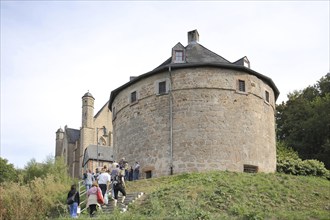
[0,157,73,220]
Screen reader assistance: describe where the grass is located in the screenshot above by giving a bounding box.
[56,171,330,220]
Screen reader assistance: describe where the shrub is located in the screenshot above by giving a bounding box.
[277,142,330,179]
[0,157,72,220]
[0,174,71,220]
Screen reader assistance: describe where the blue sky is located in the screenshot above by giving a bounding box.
[1,1,329,168]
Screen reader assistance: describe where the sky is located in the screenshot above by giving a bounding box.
[1,1,329,169]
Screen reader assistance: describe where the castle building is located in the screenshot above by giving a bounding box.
[108,30,279,178]
[55,92,113,178]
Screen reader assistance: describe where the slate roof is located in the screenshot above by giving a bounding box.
[109,41,279,109]
[82,145,113,166]
[155,43,230,69]
[65,128,80,144]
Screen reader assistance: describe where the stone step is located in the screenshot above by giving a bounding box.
[100,192,144,213]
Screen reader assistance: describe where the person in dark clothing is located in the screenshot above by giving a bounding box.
[67,184,80,218]
[113,171,126,207]
[128,166,133,181]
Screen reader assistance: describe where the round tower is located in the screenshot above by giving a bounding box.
[81,91,96,167]
[55,127,64,158]
[82,91,95,128]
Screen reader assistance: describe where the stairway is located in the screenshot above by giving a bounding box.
[100,192,144,213]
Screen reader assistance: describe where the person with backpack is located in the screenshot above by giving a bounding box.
[110,164,120,199]
[112,167,126,207]
[67,184,80,218]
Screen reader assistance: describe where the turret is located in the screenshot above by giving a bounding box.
[55,127,64,157]
[82,91,95,128]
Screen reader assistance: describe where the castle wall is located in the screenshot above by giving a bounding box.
[94,104,113,147]
[111,67,276,178]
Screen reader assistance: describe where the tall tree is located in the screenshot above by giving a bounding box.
[276,73,330,168]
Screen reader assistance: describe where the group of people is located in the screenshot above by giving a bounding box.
[67,160,140,218]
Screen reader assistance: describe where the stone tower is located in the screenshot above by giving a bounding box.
[82,91,95,128]
[55,127,64,158]
[55,91,114,178]
[80,91,95,166]
[109,30,279,178]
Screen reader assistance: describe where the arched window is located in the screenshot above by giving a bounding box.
[99,136,107,146]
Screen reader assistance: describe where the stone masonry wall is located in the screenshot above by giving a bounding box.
[94,104,113,146]
[112,67,276,178]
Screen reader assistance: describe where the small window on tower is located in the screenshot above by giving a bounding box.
[112,106,116,120]
[238,80,246,92]
[175,50,184,62]
[265,90,270,103]
[158,81,167,94]
[131,91,137,103]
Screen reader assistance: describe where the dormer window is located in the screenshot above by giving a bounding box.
[175,50,184,62]
[172,42,186,63]
[243,57,250,68]
[233,56,250,68]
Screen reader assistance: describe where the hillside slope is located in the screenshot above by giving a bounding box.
[124,171,329,220]
[70,171,330,220]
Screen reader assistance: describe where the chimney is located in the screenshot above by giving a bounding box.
[188,29,199,44]
[130,76,137,81]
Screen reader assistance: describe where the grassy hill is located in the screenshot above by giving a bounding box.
[75,171,330,220]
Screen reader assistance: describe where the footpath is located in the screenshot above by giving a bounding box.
[100,192,144,213]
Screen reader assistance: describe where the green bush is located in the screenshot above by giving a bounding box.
[277,142,330,179]
[0,157,72,220]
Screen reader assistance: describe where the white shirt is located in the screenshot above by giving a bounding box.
[97,172,111,184]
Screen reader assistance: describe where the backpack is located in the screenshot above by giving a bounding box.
[66,191,77,205]
[112,174,122,186]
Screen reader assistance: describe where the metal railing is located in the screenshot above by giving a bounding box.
[78,180,88,213]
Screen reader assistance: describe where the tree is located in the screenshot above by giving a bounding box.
[276,73,330,168]
[23,158,45,183]
[0,157,18,183]
[23,155,69,183]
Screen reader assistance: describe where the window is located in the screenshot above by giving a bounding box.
[146,171,152,179]
[112,106,116,119]
[131,91,137,103]
[243,165,258,173]
[238,80,246,92]
[243,57,250,68]
[158,81,166,94]
[265,91,270,103]
[175,50,184,62]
